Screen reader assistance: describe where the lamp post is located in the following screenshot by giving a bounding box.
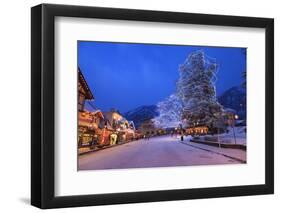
[232,114,238,144]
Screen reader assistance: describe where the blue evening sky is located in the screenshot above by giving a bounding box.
[78,41,246,113]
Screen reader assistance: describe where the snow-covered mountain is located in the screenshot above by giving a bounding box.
[218,86,246,120]
[123,105,159,128]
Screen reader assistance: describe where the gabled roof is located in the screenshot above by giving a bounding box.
[78,67,94,100]
[91,110,104,119]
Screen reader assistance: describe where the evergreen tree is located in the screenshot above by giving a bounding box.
[176,50,223,127]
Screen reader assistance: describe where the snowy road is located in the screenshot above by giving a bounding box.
[78,135,241,170]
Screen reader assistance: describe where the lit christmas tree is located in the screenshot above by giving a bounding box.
[176,50,223,128]
[152,94,183,128]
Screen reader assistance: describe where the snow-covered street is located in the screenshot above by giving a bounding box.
[78,135,245,170]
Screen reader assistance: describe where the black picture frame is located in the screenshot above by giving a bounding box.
[31,3,274,209]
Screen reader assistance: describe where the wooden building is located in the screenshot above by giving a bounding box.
[103,110,135,142]
[78,68,95,147]
[138,119,157,135]
[78,67,94,112]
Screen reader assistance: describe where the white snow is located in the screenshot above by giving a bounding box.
[219,126,246,145]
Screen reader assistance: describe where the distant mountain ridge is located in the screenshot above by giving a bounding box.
[218,86,246,120]
[123,105,159,128]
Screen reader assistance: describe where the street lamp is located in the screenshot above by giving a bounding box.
[230,114,238,144]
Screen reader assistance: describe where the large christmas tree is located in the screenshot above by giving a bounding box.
[176,50,223,127]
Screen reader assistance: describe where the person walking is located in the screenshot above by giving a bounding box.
[180,131,184,141]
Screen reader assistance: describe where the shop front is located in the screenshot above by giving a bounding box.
[78,126,95,148]
[186,126,209,136]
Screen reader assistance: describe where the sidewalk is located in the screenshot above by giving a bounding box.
[190,138,246,150]
[181,140,246,163]
[78,140,134,155]
[78,147,98,155]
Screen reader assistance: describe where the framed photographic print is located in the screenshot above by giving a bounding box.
[31,4,274,209]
